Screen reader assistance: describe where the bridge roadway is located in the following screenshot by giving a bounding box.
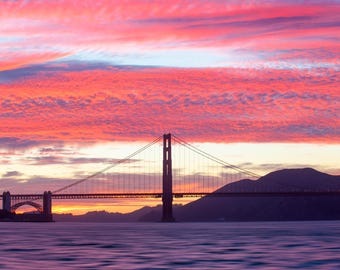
[3,191,340,200]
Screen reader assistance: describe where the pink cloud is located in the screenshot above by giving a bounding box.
[0,1,339,69]
[0,52,70,72]
[0,66,338,143]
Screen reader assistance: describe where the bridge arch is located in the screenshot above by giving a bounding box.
[11,201,43,213]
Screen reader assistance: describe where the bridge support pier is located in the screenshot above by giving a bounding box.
[162,133,175,222]
[2,191,11,212]
[43,191,53,221]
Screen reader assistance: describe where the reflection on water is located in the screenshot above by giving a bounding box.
[1,221,340,269]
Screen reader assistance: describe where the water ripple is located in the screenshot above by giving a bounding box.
[1,221,340,269]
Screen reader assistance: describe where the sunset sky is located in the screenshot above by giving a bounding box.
[0,0,339,214]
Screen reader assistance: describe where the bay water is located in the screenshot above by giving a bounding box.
[1,221,340,269]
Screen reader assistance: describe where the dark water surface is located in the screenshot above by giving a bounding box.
[1,221,340,269]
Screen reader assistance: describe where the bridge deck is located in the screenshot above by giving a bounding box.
[2,191,340,200]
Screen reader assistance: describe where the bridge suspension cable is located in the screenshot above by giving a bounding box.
[172,134,261,179]
[51,133,261,195]
[52,135,163,194]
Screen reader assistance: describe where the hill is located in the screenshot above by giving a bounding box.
[54,206,158,222]
[54,168,340,222]
[170,168,340,221]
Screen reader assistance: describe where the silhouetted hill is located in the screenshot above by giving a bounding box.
[254,168,340,191]
[54,206,159,222]
[215,168,340,193]
[54,168,340,222]
[170,168,340,221]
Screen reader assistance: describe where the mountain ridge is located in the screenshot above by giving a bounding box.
[54,168,340,222]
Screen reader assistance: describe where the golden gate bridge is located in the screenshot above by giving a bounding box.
[1,134,339,221]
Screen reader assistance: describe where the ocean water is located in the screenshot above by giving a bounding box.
[1,221,340,269]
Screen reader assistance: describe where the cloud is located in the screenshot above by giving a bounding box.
[0,176,73,194]
[25,156,139,165]
[237,162,312,172]
[69,158,139,165]
[0,1,339,69]
[0,61,117,82]
[0,64,338,143]
[0,137,47,149]
[0,51,70,73]
[2,171,23,177]
[0,1,338,144]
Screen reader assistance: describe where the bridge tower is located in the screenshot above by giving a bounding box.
[2,191,11,212]
[162,133,175,222]
[43,191,53,221]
